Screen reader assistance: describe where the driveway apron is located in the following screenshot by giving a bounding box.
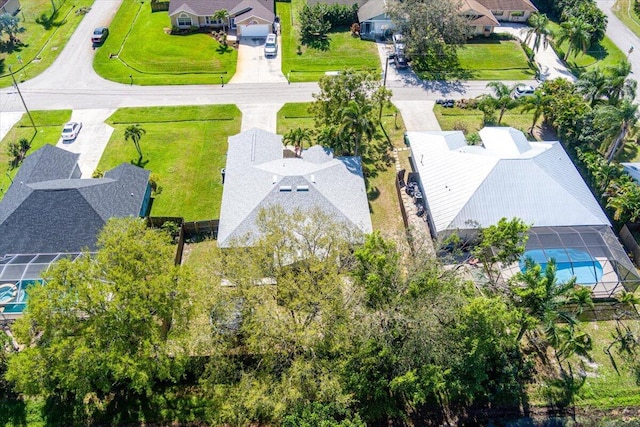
[394,101,441,131]
[230,37,287,84]
[56,109,116,178]
[237,103,283,132]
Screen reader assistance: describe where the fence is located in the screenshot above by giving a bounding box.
[395,169,409,229]
[619,224,640,266]
[150,0,170,12]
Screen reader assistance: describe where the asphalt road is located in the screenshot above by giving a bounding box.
[597,0,640,102]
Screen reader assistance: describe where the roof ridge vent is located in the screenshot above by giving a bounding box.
[279,185,292,192]
[296,185,309,191]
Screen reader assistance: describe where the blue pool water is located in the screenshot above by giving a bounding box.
[519,248,603,286]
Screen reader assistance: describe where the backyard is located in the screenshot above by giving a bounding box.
[0,0,93,88]
[277,0,380,82]
[97,105,240,220]
[93,0,237,85]
[0,110,71,200]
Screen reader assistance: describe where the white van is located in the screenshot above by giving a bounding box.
[265,33,278,57]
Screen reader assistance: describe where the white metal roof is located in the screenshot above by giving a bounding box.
[407,127,610,235]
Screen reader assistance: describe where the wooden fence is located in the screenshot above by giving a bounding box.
[150,0,170,12]
[147,217,219,265]
[395,169,409,229]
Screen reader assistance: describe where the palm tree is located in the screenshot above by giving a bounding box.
[593,100,639,162]
[524,13,552,52]
[124,124,147,164]
[605,61,636,105]
[486,81,517,124]
[338,101,378,157]
[283,127,313,155]
[213,9,229,32]
[556,17,593,61]
[575,68,607,107]
[606,178,640,222]
[520,90,548,134]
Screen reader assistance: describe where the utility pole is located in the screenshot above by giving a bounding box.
[8,65,37,133]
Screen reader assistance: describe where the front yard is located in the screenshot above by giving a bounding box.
[0,0,93,88]
[277,0,380,82]
[0,110,71,199]
[94,0,237,85]
[97,105,241,220]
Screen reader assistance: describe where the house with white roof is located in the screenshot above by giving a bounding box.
[217,128,372,248]
[406,127,640,297]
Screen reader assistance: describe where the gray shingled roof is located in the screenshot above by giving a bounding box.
[169,0,274,17]
[230,0,274,23]
[476,0,537,12]
[358,0,389,22]
[218,128,372,247]
[0,146,150,256]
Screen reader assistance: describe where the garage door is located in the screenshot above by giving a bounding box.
[240,24,270,38]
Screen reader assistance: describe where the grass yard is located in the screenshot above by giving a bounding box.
[277,0,380,82]
[0,110,71,200]
[94,0,237,85]
[612,0,640,39]
[0,0,94,88]
[97,105,240,220]
[547,21,626,76]
[277,102,406,236]
[458,38,536,80]
[434,105,540,138]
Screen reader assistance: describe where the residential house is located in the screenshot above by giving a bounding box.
[0,145,152,316]
[0,0,20,15]
[405,127,640,297]
[217,128,372,247]
[358,0,500,40]
[476,0,538,23]
[168,0,275,38]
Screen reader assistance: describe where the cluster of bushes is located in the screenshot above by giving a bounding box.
[299,3,358,48]
[6,138,30,168]
[534,0,606,45]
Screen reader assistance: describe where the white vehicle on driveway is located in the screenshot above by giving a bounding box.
[265,33,278,57]
[61,122,82,141]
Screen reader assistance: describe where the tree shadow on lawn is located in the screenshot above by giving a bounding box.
[566,42,613,75]
[615,140,640,163]
[35,10,65,31]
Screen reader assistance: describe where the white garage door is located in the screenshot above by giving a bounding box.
[240,24,270,38]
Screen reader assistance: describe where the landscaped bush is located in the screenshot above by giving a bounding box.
[324,4,358,27]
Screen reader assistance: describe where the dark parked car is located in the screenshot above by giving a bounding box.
[92,27,109,44]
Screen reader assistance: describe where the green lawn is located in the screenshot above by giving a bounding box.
[0,110,71,200]
[458,38,536,80]
[612,0,640,39]
[547,21,626,76]
[277,0,380,82]
[97,105,241,220]
[94,0,237,85]
[0,0,94,88]
[434,105,539,138]
[277,102,406,236]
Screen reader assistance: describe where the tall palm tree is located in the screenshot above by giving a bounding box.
[524,13,552,52]
[317,124,349,155]
[338,101,378,157]
[213,9,229,32]
[593,100,639,162]
[557,17,593,60]
[605,61,636,105]
[575,67,607,107]
[283,127,313,155]
[486,81,517,125]
[520,90,548,134]
[124,124,147,164]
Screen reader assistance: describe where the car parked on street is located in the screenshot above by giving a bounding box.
[92,27,109,44]
[264,33,278,57]
[61,122,82,141]
[511,84,535,99]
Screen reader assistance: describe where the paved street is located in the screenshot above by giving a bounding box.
[597,0,640,102]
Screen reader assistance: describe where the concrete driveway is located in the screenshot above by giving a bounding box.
[56,109,116,178]
[494,23,576,83]
[230,37,287,84]
[237,103,283,132]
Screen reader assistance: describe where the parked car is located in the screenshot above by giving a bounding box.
[61,122,82,141]
[511,84,535,99]
[92,27,109,44]
[264,33,278,57]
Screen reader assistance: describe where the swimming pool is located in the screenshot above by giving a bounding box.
[0,283,16,303]
[519,248,603,286]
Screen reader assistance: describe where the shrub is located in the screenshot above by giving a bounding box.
[6,138,30,167]
[351,22,360,36]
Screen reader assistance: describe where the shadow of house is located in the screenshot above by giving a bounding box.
[217,128,372,247]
